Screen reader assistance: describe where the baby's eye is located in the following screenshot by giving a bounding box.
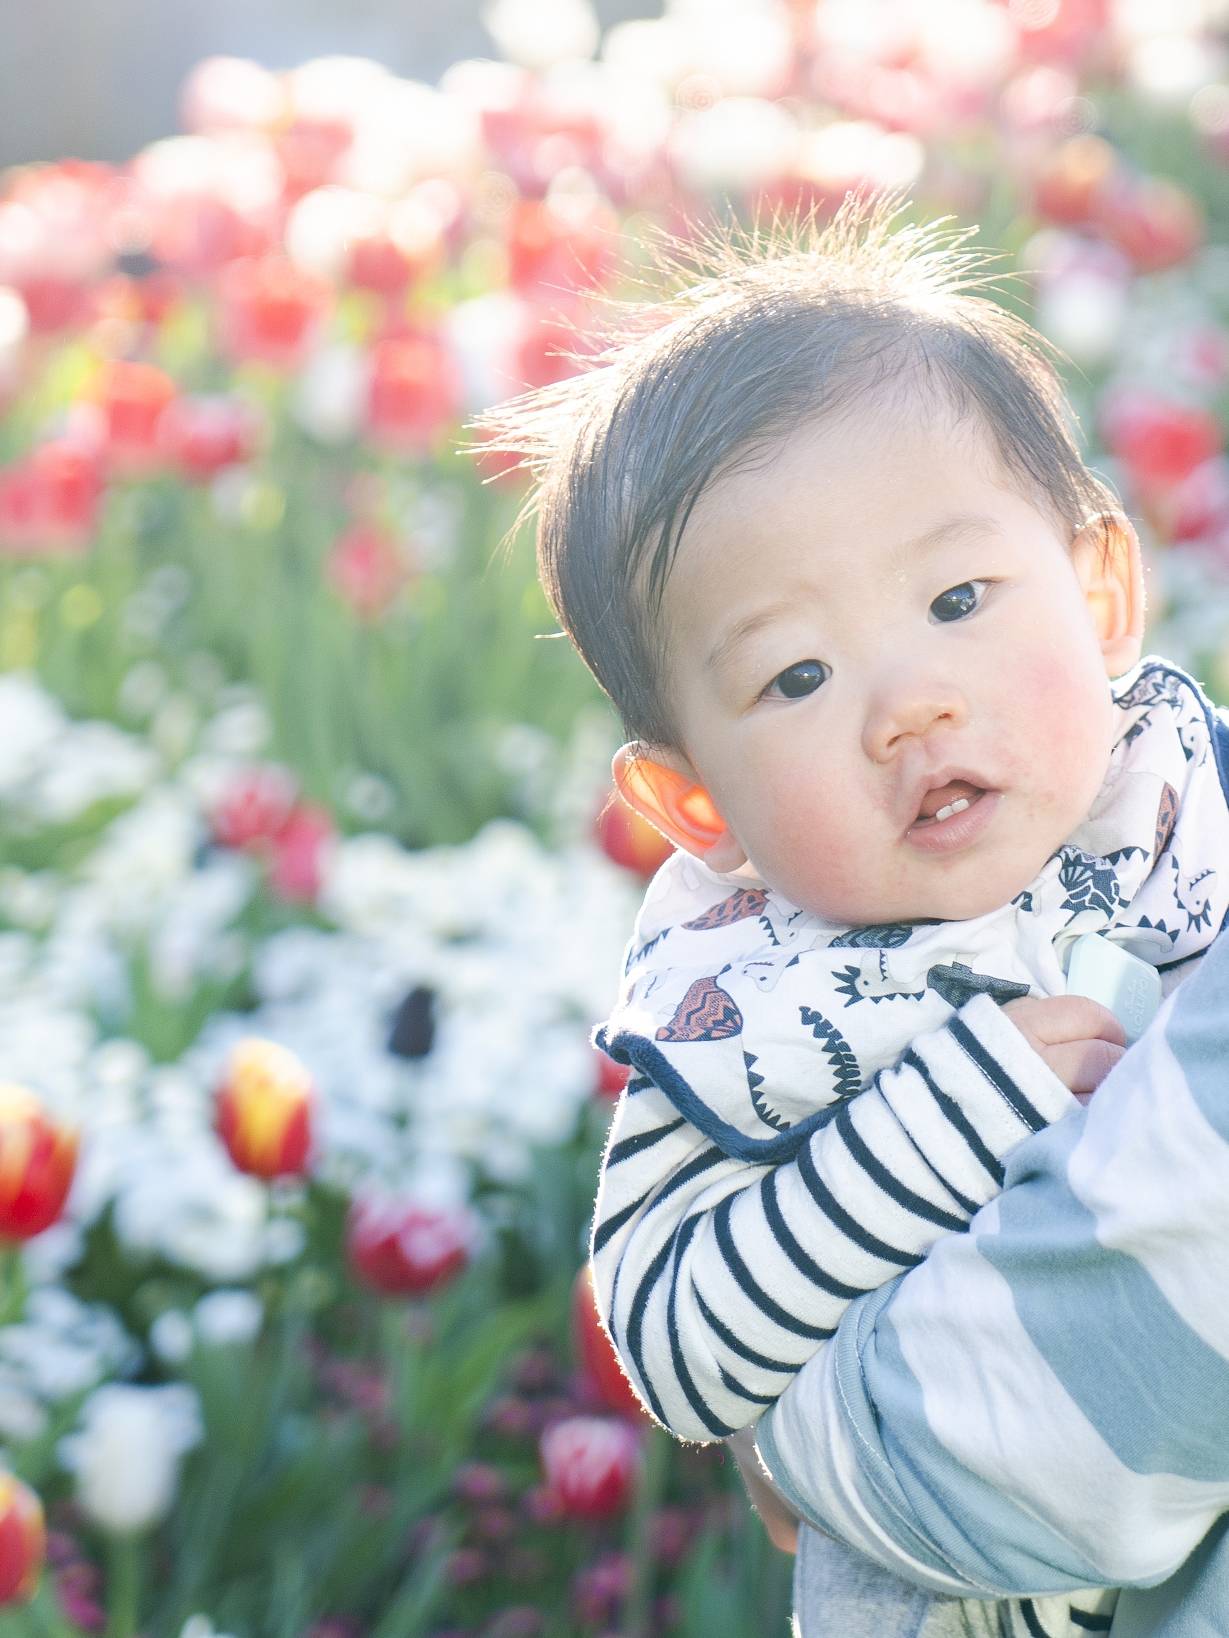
[929,580,990,623]
[762,660,829,701]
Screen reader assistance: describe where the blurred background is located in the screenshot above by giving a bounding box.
[0,2,1228,1636]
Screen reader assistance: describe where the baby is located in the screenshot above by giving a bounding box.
[482,200,1229,1636]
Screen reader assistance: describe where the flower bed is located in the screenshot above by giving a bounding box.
[3,0,1229,1631]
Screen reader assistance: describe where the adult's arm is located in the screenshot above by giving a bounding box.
[754,929,1229,1601]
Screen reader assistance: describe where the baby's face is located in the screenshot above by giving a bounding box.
[660,402,1123,924]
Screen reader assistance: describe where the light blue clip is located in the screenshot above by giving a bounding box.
[1064,933,1162,1045]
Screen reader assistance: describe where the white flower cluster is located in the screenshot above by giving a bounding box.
[0,677,638,1284]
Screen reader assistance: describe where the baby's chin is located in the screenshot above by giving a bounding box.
[791,860,1047,930]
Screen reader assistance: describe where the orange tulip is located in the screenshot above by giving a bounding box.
[0,1474,45,1605]
[0,1085,78,1242]
[215,1040,314,1180]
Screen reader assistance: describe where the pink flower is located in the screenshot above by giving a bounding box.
[539,1416,642,1521]
[326,523,411,620]
[346,1196,476,1298]
[216,256,332,370]
[93,360,177,476]
[159,393,261,482]
[364,327,460,454]
[1093,174,1204,274]
[266,802,334,904]
[1100,387,1222,494]
[0,440,104,557]
[209,764,300,853]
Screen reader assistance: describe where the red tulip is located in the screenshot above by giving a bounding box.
[215,1039,315,1180]
[216,256,332,369]
[364,329,461,454]
[93,360,177,475]
[0,1085,78,1242]
[1094,175,1204,274]
[1100,388,1222,494]
[593,792,674,878]
[539,1415,641,1521]
[159,394,260,482]
[0,441,103,557]
[0,1475,45,1605]
[571,1265,646,1419]
[346,1195,475,1297]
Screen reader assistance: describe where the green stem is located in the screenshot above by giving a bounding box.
[622,1427,669,1638]
[26,1575,84,1638]
[105,1534,142,1638]
[0,1243,28,1327]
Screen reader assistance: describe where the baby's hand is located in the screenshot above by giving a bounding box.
[1001,996,1126,1105]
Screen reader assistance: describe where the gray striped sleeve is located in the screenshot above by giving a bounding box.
[758,936,1229,1629]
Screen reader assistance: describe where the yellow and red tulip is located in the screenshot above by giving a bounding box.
[0,1474,45,1606]
[215,1039,315,1181]
[0,1084,78,1242]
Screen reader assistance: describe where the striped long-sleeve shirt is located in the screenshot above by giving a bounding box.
[755,926,1229,1636]
[594,993,1077,1442]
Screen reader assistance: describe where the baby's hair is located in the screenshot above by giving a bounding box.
[477,194,1119,750]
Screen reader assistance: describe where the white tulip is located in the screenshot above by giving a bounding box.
[60,1384,203,1534]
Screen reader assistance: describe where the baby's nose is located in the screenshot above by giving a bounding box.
[862,674,969,762]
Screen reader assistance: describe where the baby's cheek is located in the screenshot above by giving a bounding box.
[1009,658,1113,810]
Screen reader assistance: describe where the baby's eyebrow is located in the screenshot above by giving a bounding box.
[704,596,800,675]
[894,510,1004,567]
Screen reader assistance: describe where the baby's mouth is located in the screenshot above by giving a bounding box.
[909,779,987,829]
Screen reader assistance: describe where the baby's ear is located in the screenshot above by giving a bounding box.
[611,745,747,872]
[1072,512,1146,677]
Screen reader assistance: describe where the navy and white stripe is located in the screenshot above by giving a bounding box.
[591,992,1074,1443]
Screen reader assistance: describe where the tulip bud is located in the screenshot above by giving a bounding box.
[539,1416,641,1520]
[346,1195,475,1297]
[0,1084,78,1242]
[215,1040,314,1180]
[571,1265,646,1419]
[0,1474,45,1605]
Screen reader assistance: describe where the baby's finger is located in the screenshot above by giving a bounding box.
[1050,1037,1126,1095]
[1026,996,1127,1049]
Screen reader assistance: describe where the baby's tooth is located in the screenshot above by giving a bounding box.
[935,797,971,822]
